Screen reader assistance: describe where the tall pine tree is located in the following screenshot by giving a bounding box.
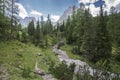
[34,20,41,45]
[94,6,112,62]
[81,9,95,55]
[28,20,35,36]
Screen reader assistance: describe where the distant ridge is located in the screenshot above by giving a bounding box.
[57,6,78,24]
[20,17,36,27]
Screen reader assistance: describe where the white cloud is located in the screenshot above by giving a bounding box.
[90,0,99,3]
[78,0,120,16]
[30,10,43,16]
[43,17,47,21]
[89,4,100,16]
[16,3,59,23]
[16,3,28,19]
[41,15,60,22]
[77,0,100,16]
[78,0,120,6]
[78,0,90,4]
[104,0,120,13]
[78,0,98,4]
[29,10,48,21]
[105,0,120,7]
[51,15,60,22]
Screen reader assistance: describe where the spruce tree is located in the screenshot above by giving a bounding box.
[59,21,66,39]
[9,0,19,38]
[0,12,10,40]
[65,16,70,38]
[28,20,35,36]
[65,16,72,44]
[44,14,53,47]
[41,16,44,34]
[81,9,95,55]
[94,6,112,62]
[0,0,19,39]
[56,22,61,40]
[34,20,41,45]
[27,20,35,43]
[107,12,120,61]
[67,6,77,44]
[74,6,84,53]
[46,14,53,34]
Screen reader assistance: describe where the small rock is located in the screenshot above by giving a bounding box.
[37,52,42,56]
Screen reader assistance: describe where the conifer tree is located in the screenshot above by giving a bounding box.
[65,16,72,44]
[0,0,19,39]
[47,14,53,34]
[34,20,41,45]
[44,14,53,47]
[73,5,84,53]
[28,20,35,36]
[94,6,112,62]
[81,9,95,55]
[56,23,59,36]
[40,16,44,40]
[0,12,10,40]
[8,0,19,38]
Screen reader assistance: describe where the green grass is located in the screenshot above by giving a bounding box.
[37,48,59,73]
[60,44,89,63]
[0,40,58,80]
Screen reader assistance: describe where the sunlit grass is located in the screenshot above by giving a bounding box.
[60,44,88,62]
[0,40,58,80]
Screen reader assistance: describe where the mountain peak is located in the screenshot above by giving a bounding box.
[20,17,36,27]
[57,6,78,24]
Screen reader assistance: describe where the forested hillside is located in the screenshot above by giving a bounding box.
[59,5,120,73]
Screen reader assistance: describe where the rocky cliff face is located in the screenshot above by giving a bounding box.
[57,6,78,24]
[116,3,120,12]
[20,17,36,27]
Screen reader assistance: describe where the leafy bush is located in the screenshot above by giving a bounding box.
[22,67,31,78]
[115,47,120,62]
[49,61,75,80]
[71,46,82,54]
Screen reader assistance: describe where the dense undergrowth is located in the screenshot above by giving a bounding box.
[60,44,120,74]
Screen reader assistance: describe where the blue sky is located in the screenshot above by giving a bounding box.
[19,0,78,16]
[17,0,120,22]
[18,0,78,22]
